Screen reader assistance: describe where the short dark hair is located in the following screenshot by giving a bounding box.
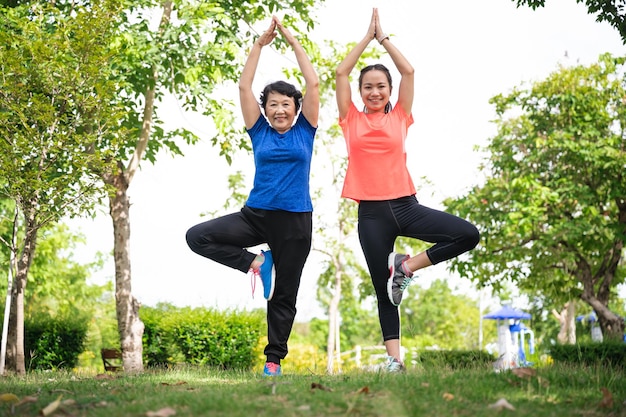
[259,80,303,113]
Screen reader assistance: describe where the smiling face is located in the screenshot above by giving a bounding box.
[359,69,392,114]
[264,92,297,134]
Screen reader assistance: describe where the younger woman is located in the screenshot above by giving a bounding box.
[335,8,479,372]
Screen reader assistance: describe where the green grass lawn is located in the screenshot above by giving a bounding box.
[1,364,624,416]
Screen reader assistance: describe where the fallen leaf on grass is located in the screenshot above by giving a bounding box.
[16,396,38,406]
[421,382,429,388]
[40,394,63,416]
[599,387,614,409]
[311,382,333,392]
[511,367,536,379]
[487,398,515,411]
[0,393,19,404]
[146,407,177,417]
[160,381,188,386]
[442,392,454,401]
[355,386,369,395]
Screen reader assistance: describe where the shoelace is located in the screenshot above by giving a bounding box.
[399,276,415,291]
[265,362,280,375]
[249,268,260,298]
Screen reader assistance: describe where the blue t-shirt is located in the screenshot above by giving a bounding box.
[245,113,316,212]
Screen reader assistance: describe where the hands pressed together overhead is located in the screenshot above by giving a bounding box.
[256,15,297,48]
[366,8,389,45]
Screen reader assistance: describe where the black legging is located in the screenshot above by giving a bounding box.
[186,205,312,364]
[358,195,480,341]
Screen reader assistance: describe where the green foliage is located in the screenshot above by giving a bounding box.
[401,279,487,350]
[23,223,109,317]
[23,313,89,370]
[78,291,119,371]
[445,53,626,338]
[0,1,126,218]
[141,303,185,367]
[141,304,265,370]
[416,349,495,369]
[0,214,113,330]
[549,341,626,369]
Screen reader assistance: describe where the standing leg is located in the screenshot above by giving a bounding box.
[262,210,312,365]
[357,201,404,362]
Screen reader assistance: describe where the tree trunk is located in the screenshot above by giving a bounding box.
[94,1,172,374]
[580,293,624,341]
[6,208,39,375]
[577,238,625,341]
[565,301,576,344]
[106,167,144,373]
[551,301,576,345]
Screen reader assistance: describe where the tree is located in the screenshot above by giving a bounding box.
[513,0,626,43]
[0,1,124,374]
[446,53,626,340]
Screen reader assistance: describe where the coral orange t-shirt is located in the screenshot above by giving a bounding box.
[339,103,416,202]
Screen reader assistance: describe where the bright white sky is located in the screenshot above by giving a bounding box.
[69,0,625,321]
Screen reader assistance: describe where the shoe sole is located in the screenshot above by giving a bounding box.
[262,250,276,301]
[266,267,275,301]
[387,252,400,307]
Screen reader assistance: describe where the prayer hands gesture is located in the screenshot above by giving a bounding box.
[256,16,297,48]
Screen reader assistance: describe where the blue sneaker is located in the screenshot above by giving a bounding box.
[259,250,276,300]
[263,362,282,376]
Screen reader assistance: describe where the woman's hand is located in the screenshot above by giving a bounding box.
[256,19,277,47]
[366,8,377,41]
[273,16,297,46]
[374,8,385,41]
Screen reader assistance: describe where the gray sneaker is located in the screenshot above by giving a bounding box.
[383,356,406,373]
[387,252,415,306]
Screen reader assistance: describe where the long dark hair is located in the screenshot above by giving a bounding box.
[259,80,303,113]
[358,64,393,113]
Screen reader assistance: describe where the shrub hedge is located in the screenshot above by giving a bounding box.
[141,305,265,370]
[24,313,89,370]
[549,341,626,369]
[415,349,495,369]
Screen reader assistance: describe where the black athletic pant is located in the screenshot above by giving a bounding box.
[186,205,312,364]
[358,195,480,341]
